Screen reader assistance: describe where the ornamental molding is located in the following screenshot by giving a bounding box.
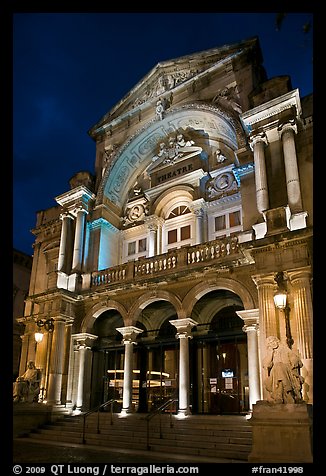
[240,89,301,130]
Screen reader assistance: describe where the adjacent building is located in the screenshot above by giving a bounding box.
[17,36,313,417]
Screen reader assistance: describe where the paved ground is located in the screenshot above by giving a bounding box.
[13,437,245,464]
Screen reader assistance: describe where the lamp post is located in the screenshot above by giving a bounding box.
[273,272,293,349]
[35,318,54,343]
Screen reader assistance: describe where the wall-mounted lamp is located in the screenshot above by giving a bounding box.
[273,272,293,349]
[35,318,54,343]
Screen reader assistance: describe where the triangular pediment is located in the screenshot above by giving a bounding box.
[90,37,260,133]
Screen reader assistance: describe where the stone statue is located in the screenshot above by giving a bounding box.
[215,149,227,163]
[263,336,304,404]
[13,360,41,403]
[155,98,165,120]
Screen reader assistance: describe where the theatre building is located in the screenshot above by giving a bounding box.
[17,36,313,422]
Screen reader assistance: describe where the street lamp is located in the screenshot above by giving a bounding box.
[273,271,293,349]
[35,318,54,343]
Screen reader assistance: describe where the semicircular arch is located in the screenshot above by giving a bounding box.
[127,289,184,328]
[81,300,129,333]
[182,277,256,320]
[97,104,238,210]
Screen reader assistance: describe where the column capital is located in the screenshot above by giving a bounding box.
[59,211,74,221]
[287,267,312,285]
[169,318,198,338]
[278,119,297,137]
[252,273,276,288]
[249,131,268,151]
[73,332,98,349]
[236,309,259,331]
[116,326,143,343]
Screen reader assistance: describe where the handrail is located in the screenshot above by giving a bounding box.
[82,398,117,444]
[143,396,178,450]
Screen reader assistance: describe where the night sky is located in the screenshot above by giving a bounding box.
[12,12,313,256]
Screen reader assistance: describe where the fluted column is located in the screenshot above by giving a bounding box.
[288,268,313,403]
[249,132,269,214]
[72,207,87,272]
[252,274,279,399]
[19,334,29,377]
[279,121,303,213]
[47,318,66,404]
[116,326,143,414]
[237,309,261,409]
[169,318,198,416]
[58,212,73,272]
[35,332,49,399]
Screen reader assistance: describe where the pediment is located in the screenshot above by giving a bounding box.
[90,37,260,133]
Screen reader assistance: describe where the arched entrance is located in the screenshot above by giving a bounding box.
[190,289,249,414]
[89,289,248,415]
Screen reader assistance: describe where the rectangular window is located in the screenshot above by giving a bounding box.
[215,215,226,231]
[138,238,147,252]
[168,229,177,244]
[128,241,136,256]
[229,211,241,227]
[181,225,191,241]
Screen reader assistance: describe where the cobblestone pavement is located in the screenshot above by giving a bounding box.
[13,437,242,464]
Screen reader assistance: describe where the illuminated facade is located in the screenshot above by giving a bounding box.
[18,37,313,417]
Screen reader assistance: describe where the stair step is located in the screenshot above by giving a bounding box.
[25,413,252,461]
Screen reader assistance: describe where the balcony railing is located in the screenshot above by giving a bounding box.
[90,236,241,289]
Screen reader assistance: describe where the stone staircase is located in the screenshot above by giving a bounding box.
[26,412,252,461]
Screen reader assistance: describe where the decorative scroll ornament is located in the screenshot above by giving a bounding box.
[206,171,238,199]
[122,199,149,228]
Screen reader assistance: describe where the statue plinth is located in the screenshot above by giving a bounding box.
[248,400,313,463]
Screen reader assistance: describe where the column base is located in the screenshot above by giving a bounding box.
[176,408,191,418]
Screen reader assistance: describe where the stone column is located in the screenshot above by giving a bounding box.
[47,318,66,404]
[148,224,157,258]
[287,268,313,403]
[18,334,29,377]
[279,121,303,213]
[194,209,204,245]
[237,309,261,409]
[116,326,143,414]
[58,212,73,272]
[249,132,269,214]
[35,332,49,399]
[169,318,198,416]
[72,207,87,273]
[252,274,279,399]
[74,333,97,411]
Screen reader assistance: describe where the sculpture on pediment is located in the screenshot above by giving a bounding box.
[156,98,165,120]
[212,86,242,115]
[215,149,227,164]
[263,336,304,404]
[149,133,202,170]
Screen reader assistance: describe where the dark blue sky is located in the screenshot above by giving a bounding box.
[13,12,313,256]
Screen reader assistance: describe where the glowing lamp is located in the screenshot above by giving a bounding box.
[34,318,54,343]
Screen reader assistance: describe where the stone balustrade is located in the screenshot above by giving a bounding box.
[90,235,240,288]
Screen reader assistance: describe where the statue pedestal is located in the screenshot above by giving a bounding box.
[248,401,313,463]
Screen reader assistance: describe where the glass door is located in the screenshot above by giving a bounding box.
[195,337,248,414]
